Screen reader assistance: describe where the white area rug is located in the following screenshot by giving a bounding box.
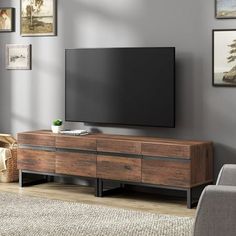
[0,192,193,236]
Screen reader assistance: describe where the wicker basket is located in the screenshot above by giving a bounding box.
[0,134,18,183]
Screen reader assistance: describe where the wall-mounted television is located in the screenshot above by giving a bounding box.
[65,47,175,127]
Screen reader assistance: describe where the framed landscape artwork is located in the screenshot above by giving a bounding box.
[213,30,236,86]
[216,0,236,19]
[6,44,31,70]
[0,8,15,32]
[20,0,57,36]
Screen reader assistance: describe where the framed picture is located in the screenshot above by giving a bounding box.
[216,0,236,19]
[0,8,15,32]
[213,29,236,86]
[6,44,31,70]
[20,0,57,36]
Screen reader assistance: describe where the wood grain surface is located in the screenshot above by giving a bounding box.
[142,143,191,159]
[97,139,141,155]
[17,148,55,173]
[56,136,96,151]
[17,133,55,147]
[142,158,191,187]
[97,155,141,182]
[190,144,213,186]
[56,152,96,177]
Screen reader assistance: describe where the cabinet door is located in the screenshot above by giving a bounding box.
[97,155,141,182]
[17,148,55,173]
[56,152,96,177]
[142,157,191,187]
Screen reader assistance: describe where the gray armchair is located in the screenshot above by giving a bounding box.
[193,164,236,236]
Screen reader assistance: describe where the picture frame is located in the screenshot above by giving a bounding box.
[20,0,57,36]
[213,29,236,87]
[6,44,32,70]
[0,8,15,32]
[215,0,236,19]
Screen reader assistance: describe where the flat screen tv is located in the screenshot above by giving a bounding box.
[65,47,175,127]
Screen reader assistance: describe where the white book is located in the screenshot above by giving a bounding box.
[60,130,89,136]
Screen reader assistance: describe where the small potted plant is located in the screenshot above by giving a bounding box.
[51,119,63,133]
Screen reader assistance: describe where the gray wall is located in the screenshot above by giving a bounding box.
[1,0,236,180]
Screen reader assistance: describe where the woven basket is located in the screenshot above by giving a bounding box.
[0,135,18,183]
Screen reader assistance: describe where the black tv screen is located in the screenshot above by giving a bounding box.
[65,47,175,127]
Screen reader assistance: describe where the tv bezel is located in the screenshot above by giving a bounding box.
[65,47,175,128]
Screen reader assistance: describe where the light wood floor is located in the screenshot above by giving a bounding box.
[0,182,195,217]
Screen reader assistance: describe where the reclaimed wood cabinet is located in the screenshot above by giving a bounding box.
[17,130,213,208]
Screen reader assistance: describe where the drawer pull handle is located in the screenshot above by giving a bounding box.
[124,165,131,170]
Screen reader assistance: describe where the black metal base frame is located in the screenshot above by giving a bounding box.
[19,170,210,209]
[95,178,210,209]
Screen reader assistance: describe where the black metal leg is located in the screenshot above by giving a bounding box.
[95,179,124,197]
[187,188,192,209]
[19,170,23,187]
[95,178,103,197]
[19,170,48,187]
[187,184,210,209]
[120,183,125,188]
[47,176,54,182]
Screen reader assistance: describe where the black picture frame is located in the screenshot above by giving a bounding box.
[215,0,236,19]
[0,8,15,32]
[213,29,236,87]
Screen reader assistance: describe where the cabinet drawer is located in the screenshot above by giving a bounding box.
[97,139,141,155]
[56,152,96,177]
[56,136,96,151]
[142,143,191,159]
[142,157,191,187]
[17,133,55,147]
[17,148,55,173]
[97,155,141,182]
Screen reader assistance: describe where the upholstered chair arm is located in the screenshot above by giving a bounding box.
[216,164,236,186]
[193,185,236,236]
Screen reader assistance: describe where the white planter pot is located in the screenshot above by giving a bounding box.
[51,125,62,134]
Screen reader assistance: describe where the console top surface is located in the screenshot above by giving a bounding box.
[17,130,212,146]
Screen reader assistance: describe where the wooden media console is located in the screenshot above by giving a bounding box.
[17,130,213,208]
